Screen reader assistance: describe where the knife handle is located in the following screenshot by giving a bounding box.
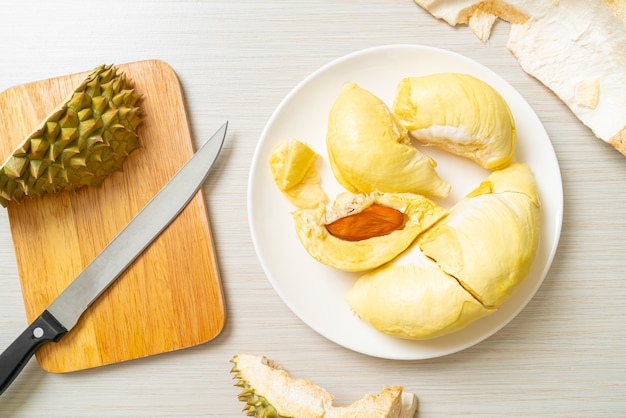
[0,310,67,396]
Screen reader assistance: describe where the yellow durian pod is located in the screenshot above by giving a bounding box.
[417,162,540,308]
[326,82,451,198]
[345,242,494,340]
[393,73,516,169]
[292,191,446,272]
[269,139,328,209]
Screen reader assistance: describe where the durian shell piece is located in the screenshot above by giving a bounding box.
[269,139,328,209]
[393,73,516,170]
[230,354,418,418]
[0,64,142,206]
[507,2,626,152]
[418,162,540,308]
[326,82,450,198]
[325,386,416,418]
[231,354,332,418]
[411,0,531,31]
[292,191,446,272]
[346,242,493,340]
[413,0,626,156]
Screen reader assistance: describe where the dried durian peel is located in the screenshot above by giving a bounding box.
[413,0,626,156]
[230,354,418,418]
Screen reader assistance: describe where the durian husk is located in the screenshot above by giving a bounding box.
[230,354,418,418]
[0,64,142,207]
[412,0,626,156]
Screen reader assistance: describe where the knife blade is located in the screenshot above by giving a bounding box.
[0,121,228,396]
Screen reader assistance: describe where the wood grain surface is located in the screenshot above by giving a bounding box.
[0,60,225,373]
[0,1,625,417]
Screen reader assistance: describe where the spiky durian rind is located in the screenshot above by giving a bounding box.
[229,354,418,418]
[0,64,142,207]
[230,355,290,418]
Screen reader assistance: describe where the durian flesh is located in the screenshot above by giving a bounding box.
[346,162,540,339]
[269,139,328,209]
[418,162,540,308]
[346,241,493,340]
[393,73,516,170]
[0,64,142,207]
[230,354,418,418]
[326,82,451,198]
[292,191,446,272]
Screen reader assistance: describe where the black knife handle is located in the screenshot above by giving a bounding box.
[0,310,67,396]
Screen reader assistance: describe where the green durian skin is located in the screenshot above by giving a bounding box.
[230,357,290,418]
[0,64,142,206]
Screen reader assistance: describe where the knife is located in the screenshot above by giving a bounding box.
[0,121,228,396]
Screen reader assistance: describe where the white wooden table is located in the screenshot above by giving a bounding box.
[1,1,625,416]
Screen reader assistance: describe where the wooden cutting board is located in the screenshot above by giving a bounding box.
[0,60,225,373]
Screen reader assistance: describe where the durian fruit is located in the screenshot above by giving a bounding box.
[230,354,418,418]
[345,241,493,340]
[326,82,450,199]
[392,73,516,169]
[0,64,142,206]
[412,0,626,157]
[346,162,539,339]
[269,139,327,209]
[418,162,540,308]
[292,191,446,272]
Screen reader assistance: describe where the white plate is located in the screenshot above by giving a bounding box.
[248,45,563,360]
